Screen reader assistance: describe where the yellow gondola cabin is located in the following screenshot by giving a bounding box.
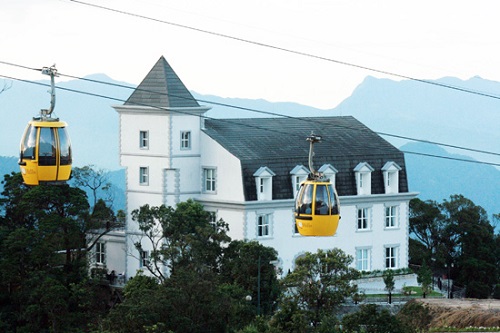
[19,118,72,185]
[294,133,341,236]
[18,65,72,186]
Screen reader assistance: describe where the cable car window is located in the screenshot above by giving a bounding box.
[58,128,72,165]
[315,184,330,215]
[38,127,57,166]
[328,184,339,215]
[297,183,313,214]
[21,125,37,159]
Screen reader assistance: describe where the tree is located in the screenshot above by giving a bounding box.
[71,165,112,208]
[275,248,360,329]
[342,304,410,333]
[417,261,432,298]
[397,300,432,333]
[220,240,280,317]
[383,269,395,304]
[442,195,497,298]
[409,198,446,268]
[0,172,114,332]
[410,195,499,299]
[131,199,231,282]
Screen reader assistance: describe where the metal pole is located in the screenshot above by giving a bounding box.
[257,255,261,316]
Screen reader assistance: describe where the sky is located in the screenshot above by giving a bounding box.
[2,0,500,110]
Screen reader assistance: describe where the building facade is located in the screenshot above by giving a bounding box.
[112,56,418,279]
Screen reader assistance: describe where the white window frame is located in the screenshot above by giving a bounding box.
[385,246,398,269]
[354,162,374,195]
[385,205,398,228]
[382,161,401,194]
[139,130,149,149]
[357,207,370,231]
[139,166,149,185]
[254,167,275,201]
[356,248,371,271]
[140,250,150,268]
[208,211,217,229]
[257,214,271,237]
[203,167,216,193]
[96,242,105,265]
[290,165,309,198]
[180,131,191,150]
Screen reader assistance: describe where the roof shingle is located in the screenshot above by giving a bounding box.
[203,116,408,200]
[125,56,199,108]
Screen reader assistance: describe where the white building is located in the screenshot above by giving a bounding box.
[110,56,418,279]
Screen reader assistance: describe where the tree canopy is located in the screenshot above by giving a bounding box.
[409,195,499,298]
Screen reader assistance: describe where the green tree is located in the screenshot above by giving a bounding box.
[276,248,360,329]
[410,195,498,299]
[417,261,432,298]
[397,300,432,333]
[110,200,260,332]
[220,240,281,316]
[442,195,497,298]
[0,172,114,332]
[131,199,231,282]
[342,304,410,333]
[383,269,395,304]
[409,198,446,268]
[71,165,112,208]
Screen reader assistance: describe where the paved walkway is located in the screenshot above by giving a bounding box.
[355,274,418,295]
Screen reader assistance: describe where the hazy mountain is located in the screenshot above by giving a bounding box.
[402,142,499,220]
[1,74,498,219]
[333,76,500,165]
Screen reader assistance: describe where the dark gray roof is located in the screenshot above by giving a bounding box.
[125,56,199,108]
[203,116,408,200]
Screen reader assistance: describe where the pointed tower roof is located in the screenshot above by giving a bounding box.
[125,56,200,108]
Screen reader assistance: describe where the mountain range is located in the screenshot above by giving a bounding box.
[0,74,498,221]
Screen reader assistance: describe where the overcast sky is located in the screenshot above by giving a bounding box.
[2,0,500,109]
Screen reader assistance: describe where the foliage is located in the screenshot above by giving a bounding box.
[220,240,281,316]
[275,248,360,329]
[383,269,395,304]
[0,172,117,332]
[409,195,499,298]
[131,199,231,282]
[397,300,432,333]
[409,198,446,266]
[342,304,411,333]
[71,165,112,208]
[106,200,280,332]
[417,261,432,298]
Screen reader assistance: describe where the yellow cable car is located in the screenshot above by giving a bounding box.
[19,118,72,185]
[294,134,341,236]
[18,65,72,186]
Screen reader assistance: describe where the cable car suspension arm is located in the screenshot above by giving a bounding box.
[307,132,322,180]
[40,65,58,118]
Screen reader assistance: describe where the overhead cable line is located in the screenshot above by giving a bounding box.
[1,62,499,158]
[2,71,499,167]
[3,59,499,158]
[68,0,500,101]
[401,151,500,167]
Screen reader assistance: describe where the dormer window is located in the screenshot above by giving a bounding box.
[290,165,309,198]
[318,164,338,187]
[253,167,275,201]
[382,161,402,194]
[354,162,374,195]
